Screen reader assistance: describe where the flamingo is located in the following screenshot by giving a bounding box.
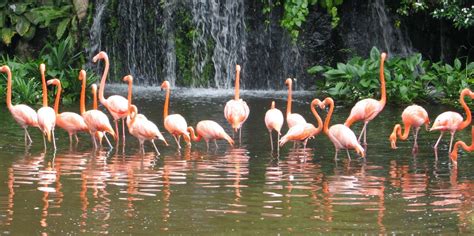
[344,52,387,146]
[279,99,324,149]
[93,51,129,146]
[187,121,234,150]
[37,63,57,150]
[47,79,89,145]
[389,105,430,153]
[89,84,107,146]
[224,64,250,144]
[321,97,365,160]
[430,88,473,153]
[285,78,306,128]
[264,101,284,151]
[78,69,115,149]
[450,126,474,165]
[0,65,38,146]
[127,104,168,155]
[161,80,191,149]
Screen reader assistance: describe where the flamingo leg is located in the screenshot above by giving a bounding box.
[173,135,181,149]
[122,118,126,147]
[448,131,456,154]
[205,140,210,151]
[214,140,218,150]
[239,128,242,145]
[43,135,47,150]
[358,122,368,144]
[334,148,339,161]
[52,129,57,150]
[433,132,444,151]
[75,134,79,143]
[24,130,27,146]
[151,140,160,156]
[269,131,273,151]
[303,139,308,149]
[114,119,120,145]
[346,149,351,160]
[277,133,280,153]
[412,127,420,153]
[104,133,112,149]
[69,134,73,145]
[91,133,98,149]
[26,129,33,144]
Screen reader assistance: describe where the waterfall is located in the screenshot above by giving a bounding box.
[163,1,177,87]
[87,0,108,67]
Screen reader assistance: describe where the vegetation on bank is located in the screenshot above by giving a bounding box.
[308,47,474,105]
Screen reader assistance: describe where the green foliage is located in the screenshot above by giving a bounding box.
[0,0,79,46]
[0,39,98,105]
[397,0,474,29]
[308,47,474,105]
[279,0,344,42]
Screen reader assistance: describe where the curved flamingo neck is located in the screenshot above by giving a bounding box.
[187,127,201,142]
[452,126,474,161]
[310,100,323,134]
[397,123,411,141]
[40,67,48,107]
[98,55,109,105]
[234,67,240,100]
[53,82,62,114]
[323,98,334,135]
[459,89,472,130]
[163,87,170,119]
[79,72,86,115]
[4,67,12,109]
[379,53,386,106]
[286,80,292,116]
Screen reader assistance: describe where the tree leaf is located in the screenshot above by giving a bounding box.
[307,65,325,74]
[454,58,461,70]
[1,28,16,45]
[56,18,69,39]
[23,24,35,40]
[370,47,380,61]
[0,10,5,27]
[15,16,31,36]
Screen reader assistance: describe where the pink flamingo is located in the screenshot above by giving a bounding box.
[279,98,324,149]
[37,63,57,150]
[187,121,234,150]
[0,65,38,145]
[285,78,306,128]
[321,97,365,160]
[264,101,284,151]
[430,88,473,153]
[93,51,129,146]
[78,69,115,149]
[344,52,387,146]
[389,105,430,153]
[128,104,168,155]
[91,84,107,146]
[47,79,89,144]
[224,64,250,144]
[161,80,191,149]
[450,126,474,166]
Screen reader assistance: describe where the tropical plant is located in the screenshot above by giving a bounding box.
[0,0,80,46]
[308,47,474,105]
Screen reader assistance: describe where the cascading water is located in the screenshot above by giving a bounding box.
[87,0,108,67]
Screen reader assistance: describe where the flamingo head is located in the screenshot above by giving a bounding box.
[93,51,108,63]
[285,78,292,87]
[78,70,86,81]
[39,63,46,74]
[356,146,365,158]
[161,80,170,90]
[236,64,241,72]
[468,89,474,99]
[91,83,97,93]
[389,132,398,149]
[311,98,323,109]
[46,78,60,86]
[123,75,133,83]
[381,52,387,61]
[0,65,9,73]
[270,101,275,109]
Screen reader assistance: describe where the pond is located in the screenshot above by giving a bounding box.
[0,86,472,234]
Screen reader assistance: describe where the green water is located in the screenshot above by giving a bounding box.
[0,87,472,234]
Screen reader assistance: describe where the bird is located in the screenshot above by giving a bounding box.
[47,78,89,145]
[93,51,129,147]
[78,69,115,149]
[285,78,306,129]
[0,65,38,146]
[187,120,234,150]
[224,64,250,144]
[37,63,57,150]
[279,98,324,149]
[321,97,365,160]
[344,52,387,146]
[450,126,474,166]
[127,104,168,155]
[161,80,191,149]
[91,84,109,147]
[430,88,473,153]
[389,105,430,153]
[264,101,284,151]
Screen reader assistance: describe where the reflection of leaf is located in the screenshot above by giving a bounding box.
[1,28,15,45]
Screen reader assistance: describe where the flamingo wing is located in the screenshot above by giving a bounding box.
[287,113,306,128]
[10,104,38,127]
[265,108,284,133]
[165,114,188,135]
[431,111,463,131]
[224,99,249,130]
[57,112,88,132]
[104,95,129,119]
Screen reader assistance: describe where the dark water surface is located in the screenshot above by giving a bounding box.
[0,86,472,234]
